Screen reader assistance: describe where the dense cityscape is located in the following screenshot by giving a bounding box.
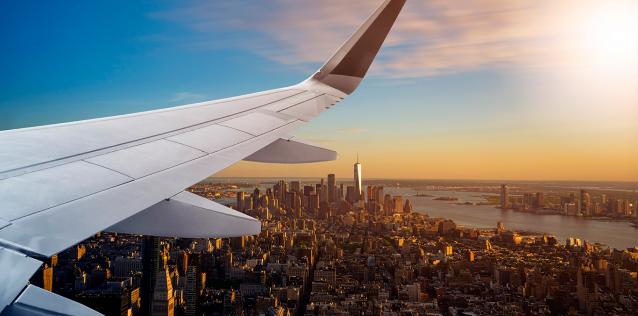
[28,160,638,316]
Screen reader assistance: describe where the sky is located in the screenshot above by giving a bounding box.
[1,0,637,181]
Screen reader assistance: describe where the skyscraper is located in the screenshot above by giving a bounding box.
[291,181,301,193]
[252,188,260,211]
[354,156,362,201]
[142,236,161,316]
[535,192,545,209]
[151,268,175,316]
[580,189,591,215]
[346,186,357,204]
[185,265,199,316]
[236,191,245,212]
[393,196,403,214]
[500,184,509,209]
[328,174,336,203]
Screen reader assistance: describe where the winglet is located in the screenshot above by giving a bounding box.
[309,0,406,95]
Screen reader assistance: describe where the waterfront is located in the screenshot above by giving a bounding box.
[383,188,637,250]
[216,182,637,250]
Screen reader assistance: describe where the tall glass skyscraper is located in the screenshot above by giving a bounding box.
[354,155,362,201]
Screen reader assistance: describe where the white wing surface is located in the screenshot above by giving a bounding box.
[0,0,406,314]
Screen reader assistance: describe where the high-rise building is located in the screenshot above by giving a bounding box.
[383,194,393,215]
[367,186,385,205]
[276,180,286,202]
[151,268,175,316]
[403,199,413,213]
[354,156,362,201]
[252,188,260,211]
[346,186,357,204]
[328,174,336,203]
[319,179,327,202]
[291,181,301,193]
[580,189,591,214]
[309,194,320,212]
[236,191,245,212]
[535,192,545,209]
[523,193,534,210]
[113,257,143,278]
[393,196,403,214]
[224,248,233,279]
[179,251,189,276]
[303,185,314,196]
[500,184,509,209]
[142,236,161,316]
[185,266,199,316]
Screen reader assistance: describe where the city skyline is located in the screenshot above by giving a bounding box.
[2,0,637,181]
[37,170,636,315]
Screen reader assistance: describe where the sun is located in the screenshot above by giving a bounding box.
[573,1,638,72]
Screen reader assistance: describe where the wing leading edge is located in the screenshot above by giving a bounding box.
[0,0,406,314]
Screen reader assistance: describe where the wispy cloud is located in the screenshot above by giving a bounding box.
[169,91,206,103]
[149,0,585,78]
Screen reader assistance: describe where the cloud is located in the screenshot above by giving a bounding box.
[148,0,610,78]
[169,92,206,103]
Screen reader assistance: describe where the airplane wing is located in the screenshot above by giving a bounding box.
[0,0,406,314]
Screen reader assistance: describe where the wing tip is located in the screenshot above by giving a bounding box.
[311,0,406,94]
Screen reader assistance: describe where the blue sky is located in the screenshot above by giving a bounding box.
[0,1,524,129]
[1,0,636,180]
[1,1,299,128]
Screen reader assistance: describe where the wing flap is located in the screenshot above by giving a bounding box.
[244,138,337,164]
[106,191,260,238]
[2,285,102,316]
[0,248,42,311]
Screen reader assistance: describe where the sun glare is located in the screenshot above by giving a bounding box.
[573,1,638,71]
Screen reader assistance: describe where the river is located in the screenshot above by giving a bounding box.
[384,187,637,250]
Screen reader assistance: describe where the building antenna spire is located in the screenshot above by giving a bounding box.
[356,152,359,164]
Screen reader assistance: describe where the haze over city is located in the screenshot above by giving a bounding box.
[2,0,637,181]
